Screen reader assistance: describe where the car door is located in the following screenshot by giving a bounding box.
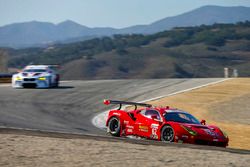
[135,109,161,139]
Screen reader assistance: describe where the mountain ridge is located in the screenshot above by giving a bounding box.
[1,5,250,48]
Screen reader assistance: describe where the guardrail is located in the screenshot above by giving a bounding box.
[0,74,12,83]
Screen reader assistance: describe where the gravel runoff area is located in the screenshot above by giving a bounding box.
[0,133,249,167]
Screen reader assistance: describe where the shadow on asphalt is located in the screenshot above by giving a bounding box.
[21,86,75,89]
[51,86,75,89]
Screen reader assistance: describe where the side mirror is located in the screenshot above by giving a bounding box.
[201,119,206,125]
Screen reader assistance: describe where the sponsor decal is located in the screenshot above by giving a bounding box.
[151,123,159,139]
[151,124,159,129]
[126,125,134,129]
[204,129,216,137]
[139,125,148,132]
[127,129,133,133]
[124,120,129,124]
[151,127,157,136]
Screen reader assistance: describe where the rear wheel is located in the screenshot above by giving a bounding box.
[107,117,121,137]
[55,74,60,88]
[161,125,174,142]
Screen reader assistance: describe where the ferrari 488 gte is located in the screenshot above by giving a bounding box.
[104,99,229,147]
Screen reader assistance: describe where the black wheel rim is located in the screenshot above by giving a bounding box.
[110,118,119,132]
[162,127,174,141]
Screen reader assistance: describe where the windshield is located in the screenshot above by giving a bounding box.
[23,69,47,73]
[164,112,201,124]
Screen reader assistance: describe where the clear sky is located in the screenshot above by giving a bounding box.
[0,0,250,28]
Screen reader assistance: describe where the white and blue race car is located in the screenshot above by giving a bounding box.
[12,65,60,88]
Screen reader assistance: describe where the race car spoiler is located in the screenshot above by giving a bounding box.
[103,99,152,110]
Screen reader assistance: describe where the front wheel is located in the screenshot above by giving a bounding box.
[161,125,175,142]
[107,117,121,137]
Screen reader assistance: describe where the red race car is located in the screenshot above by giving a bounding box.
[104,99,229,147]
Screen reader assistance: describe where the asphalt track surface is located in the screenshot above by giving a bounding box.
[0,78,224,135]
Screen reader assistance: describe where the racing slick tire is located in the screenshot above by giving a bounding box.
[55,81,59,88]
[161,125,175,142]
[107,117,121,137]
[54,79,59,88]
[55,74,60,88]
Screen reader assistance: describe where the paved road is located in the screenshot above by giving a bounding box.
[0,79,223,135]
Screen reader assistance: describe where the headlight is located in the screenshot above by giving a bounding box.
[38,77,46,80]
[181,125,197,136]
[16,76,22,81]
[220,128,228,138]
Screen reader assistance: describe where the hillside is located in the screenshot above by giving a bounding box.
[1,5,250,48]
[121,5,250,34]
[4,21,250,79]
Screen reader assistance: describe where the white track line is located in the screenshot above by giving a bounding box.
[92,78,231,130]
[0,84,11,87]
[138,78,231,103]
[60,80,73,83]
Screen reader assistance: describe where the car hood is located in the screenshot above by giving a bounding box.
[180,123,226,139]
[19,72,48,77]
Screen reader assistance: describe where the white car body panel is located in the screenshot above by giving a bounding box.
[12,65,59,88]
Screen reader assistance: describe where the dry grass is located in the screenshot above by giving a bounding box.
[149,78,250,150]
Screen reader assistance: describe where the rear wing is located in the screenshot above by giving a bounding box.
[103,99,152,110]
